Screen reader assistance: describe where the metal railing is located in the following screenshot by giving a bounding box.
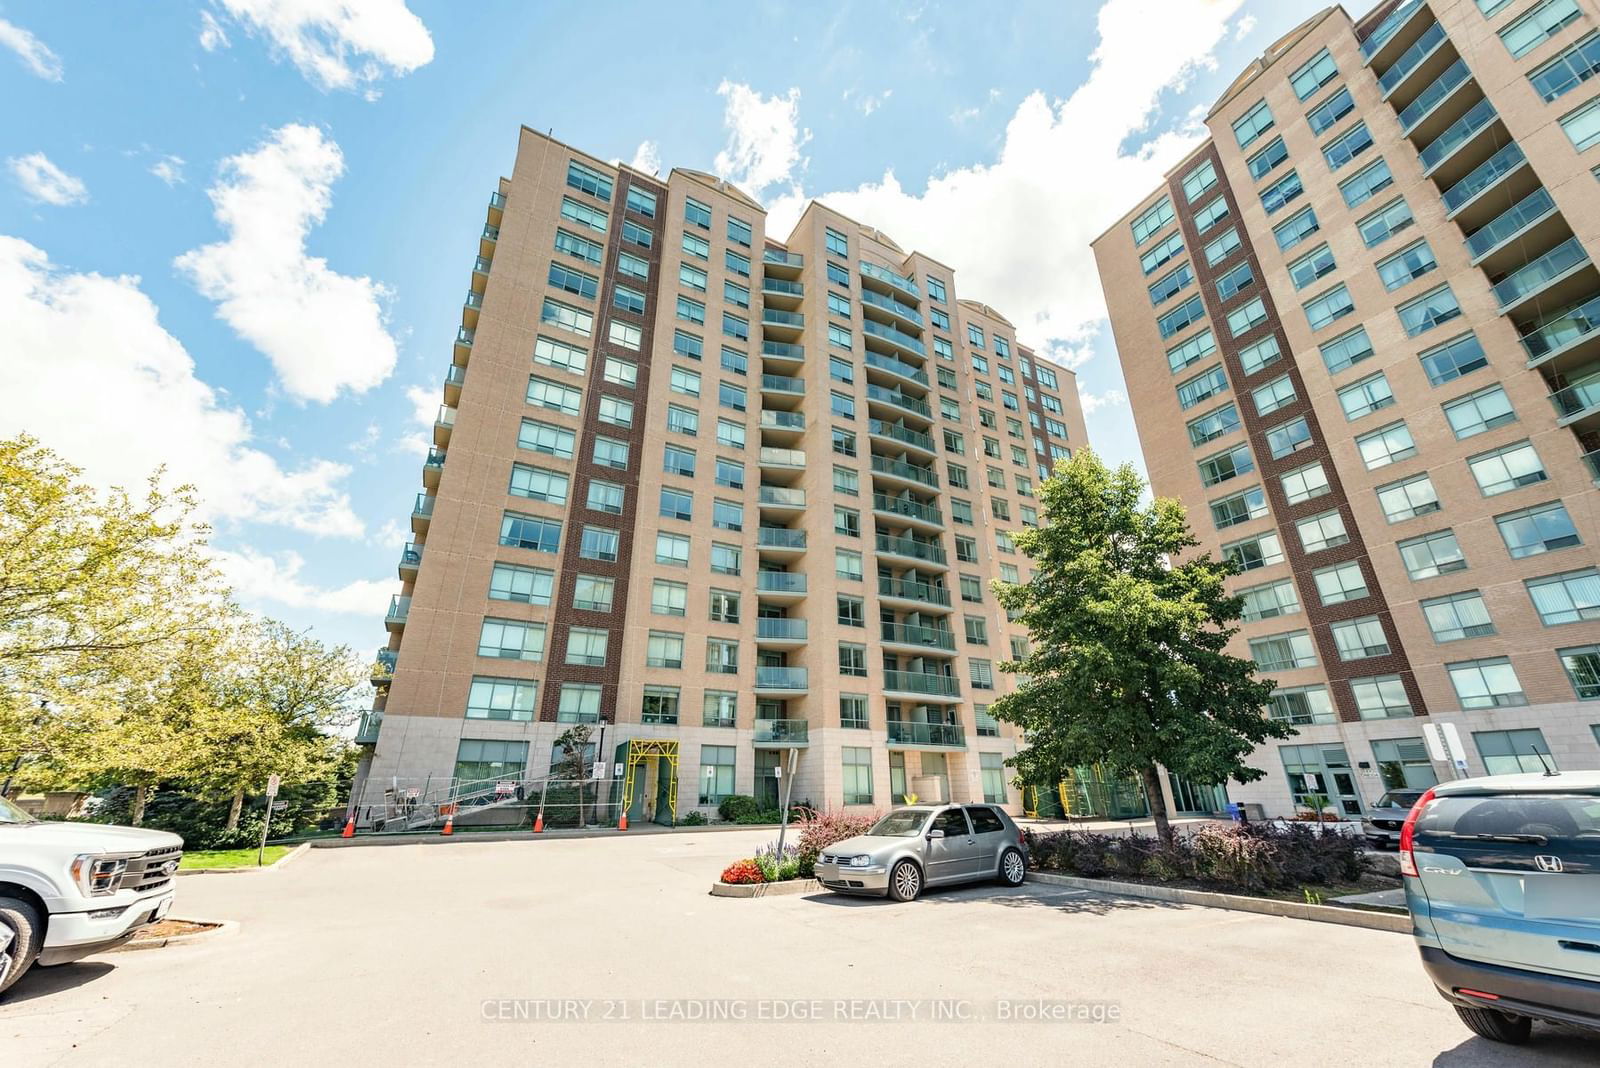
[758,486,807,507]
[875,533,947,564]
[883,671,961,697]
[1378,18,1445,91]
[756,617,808,640]
[1442,143,1525,214]
[866,384,931,418]
[352,774,626,833]
[871,454,939,487]
[860,288,924,326]
[760,373,805,393]
[1418,98,1496,172]
[756,571,807,594]
[386,595,410,625]
[760,409,805,430]
[878,575,953,605]
[763,248,803,267]
[762,278,803,296]
[886,722,965,747]
[399,542,423,569]
[762,308,804,327]
[413,493,435,518]
[424,447,446,471]
[1467,187,1555,260]
[1363,0,1424,59]
[1492,237,1589,308]
[759,446,806,466]
[761,340,804,360]
[1398,57,1470,132]
[753,719,810,744]
[880,622,957,650]
[869,419,934,451]
[863,318,927,357]
[355,711,383,745]
[860,260,920,297]
[1549,374,1600,420]
[1519,292,1600,362]
[756,527,807,548]
[873,492,943,525]
[864,350,929,385]
[755,666,808,690]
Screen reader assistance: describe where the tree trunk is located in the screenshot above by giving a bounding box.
[225,788,244,832]
[1141,766,1172,845]
[131,782,148,827]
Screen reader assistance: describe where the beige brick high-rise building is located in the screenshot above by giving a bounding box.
[1094,1,1600,819]
[354,127,1087,824]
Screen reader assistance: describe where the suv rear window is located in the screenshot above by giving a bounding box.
[966,806,1005,834]
[1414,794,1600,871]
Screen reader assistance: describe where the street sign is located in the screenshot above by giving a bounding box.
[265,773,281,798]
[773,766,782,780]
[1440,723,1470,772]
[593,762,607,779]
[495,781,515,796]
[1422,724,1449,763]
[271,800,288,811]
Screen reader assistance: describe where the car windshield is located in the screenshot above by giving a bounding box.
[0,795,37,825]
[1376,792,1422,810]
[869,809,932,837]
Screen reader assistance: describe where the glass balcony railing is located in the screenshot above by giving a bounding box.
[762,340,804,360]
[760,373,805,393]
[865,384,932,418]
[412,493,435,518]
[883,671,961,698]
[482,224,499,242]
[875,533,947,564]
[1549,373,1600,420]
[756,618,808,640]
[473,255,492,274]
[753,719,809,745]
[1583,449,1600,480]
[760,409,805,430]
[489,191,507,210]
[1441,142,1525,214]
[464,290,483,309]
[1467,187,1556,260]
[1492,237,1590,308]
[1398,57,1470,132]
[887,721,965,747]
[756,527,807,549]
[424,447,445,471]
[445,365,466,388]
[1520,292,1600,362]
[386,595,411,625]
[755,666,809,690]
[376,648,399,674]
[860,287,924,326]
[878,575,953,605]
[759,446,806,466]
[863,318,927,357]
[870,454,939,487]
[756,571,807,594]
[436,405,456,428]
[399,542,423,569]
[455,327,474,347]
[860,261,920,298]
[762,308,805,327]
[762,278,803,296]
[1377,18,1445,92]
[1363,0,1424,59]
[1418,98,1497,172]
[864,351,930,385]
[763,248,803,267]
[869,419,934,451]
[355,711,383,745]
[758,486,807,508]
[873,493,943,525]
[880,621,957,650]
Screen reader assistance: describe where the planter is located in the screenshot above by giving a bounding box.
[709,878,822,898]
[1025,872,1409,933]
[111,917,239,952]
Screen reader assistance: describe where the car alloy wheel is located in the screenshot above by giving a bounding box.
[1002,850,1025,885]
[891,861,921,901]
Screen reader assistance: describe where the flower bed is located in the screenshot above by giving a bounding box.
[716,808,881,885]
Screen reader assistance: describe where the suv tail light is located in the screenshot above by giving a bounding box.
[1398,787,1437,878]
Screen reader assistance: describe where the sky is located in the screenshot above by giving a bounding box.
[0,0,1358,659]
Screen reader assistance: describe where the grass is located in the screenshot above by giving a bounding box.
[179,845,292,869]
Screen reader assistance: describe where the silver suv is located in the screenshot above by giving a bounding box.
[1402,771,1600,1044]
[814,804,1028,901]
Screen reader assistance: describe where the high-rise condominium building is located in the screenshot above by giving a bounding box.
[1094,1,1600,818]
[356,127,1086,824]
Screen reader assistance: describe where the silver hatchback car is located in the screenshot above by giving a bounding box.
[814,804,1028,901]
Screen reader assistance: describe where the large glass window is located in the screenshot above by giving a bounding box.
[467,677,539,722]
[698,745,735,804]
[1496,501,1580,558]
[478,619,546,661]
[1472,729,1551,775]
[843,747,874,804]
[1422,590,1495,642]
[1449,659,1528,709]
[1527,570,1600,625]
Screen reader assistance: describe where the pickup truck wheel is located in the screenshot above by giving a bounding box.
[0,896,43,997]
[1453,1005,1532,1044]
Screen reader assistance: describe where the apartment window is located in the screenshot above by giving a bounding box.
[1423,590,1495,642]
[1195,196,1230,232]
[1233,100,1274,148]
[592,436,629,470]
[555,228,603,265]
[1210,485,1267,529]
[541,298,593,338]
[1475,729,1553,776]
[837,595,864,627]
[652,579,687,617]
[548,262,598,300]
[1322,121,1373,171]
[1528,569,1600,625]
[1297,509,1349,554]
[1260,171,1303,215]
[1176,365,1228,409]
[533,335,587,375]
[1377,241,1437,291]
[709,589,740,623]
[500,512,561,554]
[1377,473,1440,523]
[834,506,859,537]
[717,418,745,448]
[1204,228,1242,267]
[704,637,739,676]
[1352,676,1413,720]
[1198,443,1254,488]
[571,574,614,613]
[1358,199,1414,248]
[1281,462,1331,505]
[1338,374,1394,420]
[1306,86,1354,135]
[1215,262,1255,302]
[948,464,970,490]
[1498,501,1580,558]
[1188,403,1241,446]
[1319,326,1373,375]
[954,535,978,563]
[1149,263,1194,305]
[478,618,546,662]
[566,627,610,667]
[1165,331,1216,375]
[959,574,984,603]
[712,499,743,532]
[624,185,656,217]
[951,498,974,525]
[1339,158,1394,208]
[1450,659,1528,709]
[467,677,539,722]
[1247,136,1288,181]
[1530,31,1600,101]
[1179,159,1216,202]
[1356,422,1416,469]
[598,395,633,429]
[965,659,992,690]
[698,691,736,730]
[509,464,569,506]
[638,685,680,725]
[1265,416,1312,459]
[1273,208,1319,251]
[1469,440,1546,496]
[837,642,868,678]
[1269,685,1336,725]
[1501,0,1581,59]
[1141,231,1185,274]
[1249,630,1316,671]
[613,286,646,316]
[1157,296,1206,340]
[580,525,620,563]
[1444,385,1515,440]
[1397,285,1461,338]
[1241,579,1300,621]
[1288,245,1336,291]
[1131,197,1175,244]
[1559,646,1600,698]
[621,220,651,248]
[962,616,990,645]
[1252,375,1296,416]
[714,458,744,490]
[1224,530,1284,571]
[559,196,607,233]
[490,562,554,605]
[526,375,582,417]
[720,382,747,412]
[655,532,690,568]
[722,311,749,341]
[1314,561,1368,606]
[1398,529,1467,579]
[1420,334,1487,386]
[697,745,735,804]
[829,391,855,419]
[604,356,637,388]
[667,405,699,437]
[835,548,863,581]
[1291,48,1338,99]
[1304,284,1354,331]
[1332,616,1390,661]
[709,542,741,577]
[672,330,703,361]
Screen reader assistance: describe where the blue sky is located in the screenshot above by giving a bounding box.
[0,0,1347,657]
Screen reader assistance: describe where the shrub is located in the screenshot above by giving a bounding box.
[720,859,764,884]
[680,811,707,826]
[754,842,803,882]
[794,808,880,876]
[717,795,760,822]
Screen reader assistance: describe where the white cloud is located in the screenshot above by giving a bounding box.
[949,106,981,126]
[712,81,811,197]
[400,383,437,455]
[149,154,186,186]
[0,18,62,81]
[8,152,87,206]
[210,0,433,92]
[215,547,394,616]
[175,123,398,405]
[765,0,1248,365]
[0,235,364,538]
[1234,14,1258,40]
[1079,388,1128,416]
[199,9,231,50]
[844,88,892,117]
[629,139,662,174]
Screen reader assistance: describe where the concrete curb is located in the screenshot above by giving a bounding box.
[1026,872,1410,933]
[709,878,822,898]
[308,822,787,847]
[177,842,311,876]
[110,918,241,953]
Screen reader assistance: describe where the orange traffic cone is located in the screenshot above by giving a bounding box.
[341,816,355,839]
[618,811,628,831]
[441,814,454,836]
[533,811,544,833]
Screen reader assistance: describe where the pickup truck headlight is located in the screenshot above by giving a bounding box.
[71,854,130,896]
[848,855,872,868]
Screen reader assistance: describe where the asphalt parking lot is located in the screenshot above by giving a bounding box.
[4,827,1597,1066]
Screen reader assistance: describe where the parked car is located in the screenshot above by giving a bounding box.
[0,793,183,996]
[1363,788,1428,850]
[1401,771,1600,1044]
[813,804,1028,901]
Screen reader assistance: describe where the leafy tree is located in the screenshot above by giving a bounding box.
[551,723,594,825]
[990,450,1290,843]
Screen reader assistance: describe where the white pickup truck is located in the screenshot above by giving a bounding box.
[0,793,183,995]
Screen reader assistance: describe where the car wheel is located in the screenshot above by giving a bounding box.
[887,860,922,902]
[0,896,43,997]
[998,848,1026,887]
[1453,1005,1532,1044]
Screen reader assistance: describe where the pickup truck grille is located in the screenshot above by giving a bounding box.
[120,845,183,893]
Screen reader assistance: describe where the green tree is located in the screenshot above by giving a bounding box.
[990,450,1290,843]
[551,723,594,825]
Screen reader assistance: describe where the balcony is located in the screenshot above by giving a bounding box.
[886,721,966,749]
[756,617,808,643]
[1583,449,1600,484]
[1549,371,1600,428]
[398,541,422,580]
[434,404,456,447]
[880,621,957,653]
[453,326,474,366]
[385,594,410,631]
[882,671,962,701]
[759,446,806,470]
[761,307,805,339]
[868,419,935,454]
[480,224,499,259]
[423,447,445,491]
[871,454,939,489]
[875,532,947,566]
[860,287,924,328]
[1520,292,1600,370]
[761,277,804,303]
[753,719,810,747]
[355,711,383,745]
[1397,57,1472,138]
[762,247,803,275]
[1493,237,1592,315]
[760,408,805,436]
[1467,187,1560,268]
[758,485,807,513]
[754,666,808,693]
[859,261,920,302]
[865,383,932,420]
[1418,98,1499,178]
[1361,0,1426,62]
[470,255,491,297]
[862,318,927,359]
[761,340,804,365]
[873,492,944,529]
[759,373,805,397]
[410,493,435,535]
[463,289,482,330]
[864,350,930,387]
[444,363,466,406]
[878,575,953,608]
[487,189,506,223]
[1442,142,1529,222]
[1378,18,1447,98]
[374,647,398,676]
[756,571,808,598]
[756,526,807,553]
